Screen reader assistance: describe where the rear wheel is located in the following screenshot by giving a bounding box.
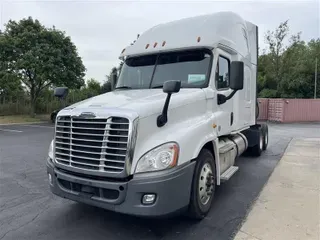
[250,128,263,156]
[261,124,268,151]
[188,149,216,220]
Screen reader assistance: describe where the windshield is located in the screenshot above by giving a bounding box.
[116,49,212,89]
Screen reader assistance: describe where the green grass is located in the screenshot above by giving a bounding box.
[0,114,50,124]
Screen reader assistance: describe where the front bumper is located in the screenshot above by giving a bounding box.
[47,158,195,217]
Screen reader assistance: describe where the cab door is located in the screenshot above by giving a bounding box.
[243,65,252,126]
[214,50,234,136]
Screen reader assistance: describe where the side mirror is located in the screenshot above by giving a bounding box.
[163,80,181,93]
[217,61,244,105]
[157,80,181,127]
[54,87,69,99]
[230,61,244,90]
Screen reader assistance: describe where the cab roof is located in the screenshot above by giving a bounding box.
[120,11,255,59]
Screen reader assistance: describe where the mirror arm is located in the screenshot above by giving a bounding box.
[217,90,237,105]
[225,89,237,101]
[157,93,172,127]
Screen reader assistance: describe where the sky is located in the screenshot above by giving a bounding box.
[1,0,319,83]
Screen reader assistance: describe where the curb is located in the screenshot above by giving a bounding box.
[233,137,320,240]
[232,137,293,240]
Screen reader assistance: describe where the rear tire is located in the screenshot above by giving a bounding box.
[188,149,216,220]
[261,124,268,151]
[250,128,263,156]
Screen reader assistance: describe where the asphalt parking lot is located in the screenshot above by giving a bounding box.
[0,122,319,240]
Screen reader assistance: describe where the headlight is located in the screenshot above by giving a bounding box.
[48,139,54,159]
[135,142,179,174]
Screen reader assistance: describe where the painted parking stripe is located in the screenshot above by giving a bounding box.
[0,128,23,133]
[0,121,50,126]
[19,124,54,129]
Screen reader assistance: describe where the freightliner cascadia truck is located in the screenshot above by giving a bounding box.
[47,11,269,219]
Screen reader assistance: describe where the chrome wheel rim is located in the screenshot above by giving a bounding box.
[198,163,214,205]
[259,134,263,150]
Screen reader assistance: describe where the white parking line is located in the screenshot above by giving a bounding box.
[19,124,54,129]
[0,121,45,126]
[0,128,23,133]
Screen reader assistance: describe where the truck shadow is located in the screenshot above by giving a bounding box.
[65,186,225,240]
[52,140,290,240]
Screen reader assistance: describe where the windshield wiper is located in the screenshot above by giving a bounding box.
[114,86,132,90]
[151,85,163,89]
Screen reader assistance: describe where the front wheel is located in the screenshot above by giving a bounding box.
[50,113,56,124]
[188,149,216,220]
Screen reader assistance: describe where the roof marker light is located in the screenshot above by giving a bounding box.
[162,41,166,47]
[197,36,201,42]
[121,48,126,54]
[145,44,150,49]
[153,42,158,48]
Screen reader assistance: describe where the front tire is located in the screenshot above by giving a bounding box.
[188,149,216,220]
[51,115,56,124]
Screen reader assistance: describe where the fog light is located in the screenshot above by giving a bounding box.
[142,194,156,205]
[48,173,53,186]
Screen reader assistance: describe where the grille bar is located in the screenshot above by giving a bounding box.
[56,139,127,144]
[56,131,128,137]
[57,125,129,131]
[54,116,130,173]
[56,131,106,137]
[56,136,128,144]
[56,147,126,158]
[55,141,127,149]
[58,120,129,125]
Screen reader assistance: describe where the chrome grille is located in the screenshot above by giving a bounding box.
[54,116,130,173]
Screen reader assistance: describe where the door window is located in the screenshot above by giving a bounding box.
[215,56,230,90]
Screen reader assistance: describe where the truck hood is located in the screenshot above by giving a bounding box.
[63,89,206,118]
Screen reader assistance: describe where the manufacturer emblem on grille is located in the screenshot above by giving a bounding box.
[78,112,96,118]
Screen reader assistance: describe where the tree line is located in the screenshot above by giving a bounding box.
[258,20,319,98]
[0,17,319,116]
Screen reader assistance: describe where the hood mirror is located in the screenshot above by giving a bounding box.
[54,87,69,99]
[163,80,181,94]
[157,80,181,128]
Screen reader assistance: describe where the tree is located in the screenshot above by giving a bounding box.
[257,20,320,99]
[0,72,24,99]
[85,78,101,97]
[102,67,118,93]
[265,20,290,83]
[0,30,24,99]
[0,17,86,116]
[101,81,112,93]
[257,20,290,98]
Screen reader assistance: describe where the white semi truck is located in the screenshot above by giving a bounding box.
[47,11,268,219]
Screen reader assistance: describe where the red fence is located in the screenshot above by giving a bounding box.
[257,98,320,123]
